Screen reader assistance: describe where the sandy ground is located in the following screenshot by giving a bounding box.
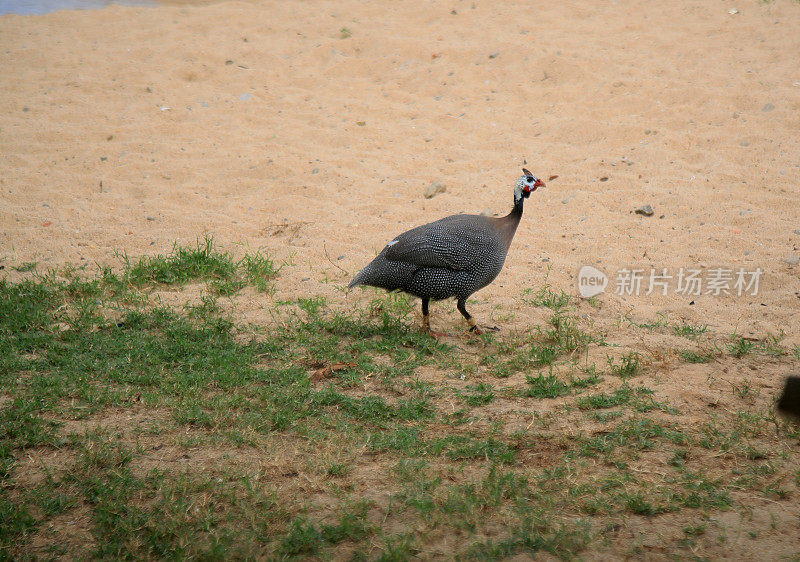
[1,0,799,342]
[1,0,799,557]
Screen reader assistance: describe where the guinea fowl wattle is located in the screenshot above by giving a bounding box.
[349,168,545,335]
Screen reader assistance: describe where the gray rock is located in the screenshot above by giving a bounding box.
[762,103,775,112]
[424,181,446,199]
[635,204,654,217]
[785,256,800,266]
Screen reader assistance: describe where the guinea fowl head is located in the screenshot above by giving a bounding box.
[514,168,545,204]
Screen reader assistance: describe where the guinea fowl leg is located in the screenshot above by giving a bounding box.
[421,298,432,331]
[456,298,482,334]
[421,298,447,338]
[457,298,499,335]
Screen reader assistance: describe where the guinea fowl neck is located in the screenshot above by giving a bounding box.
[494,196,525,251]
[510,195,525,219]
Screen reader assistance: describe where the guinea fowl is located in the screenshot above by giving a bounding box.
[349,169,545,335]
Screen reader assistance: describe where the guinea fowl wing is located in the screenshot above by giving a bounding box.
[383,214,494,270]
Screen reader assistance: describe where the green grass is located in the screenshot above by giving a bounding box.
[607,352,641,379]
[466,515,592,559]
[461,383,496,406]
[726,336,757,358]
[11,262,37,273]
[726,334,786,358]
[523,284,571,311]
[1,238,798,559]
[673,321,708,339]
[679,349,715,363]
[114,235,280,293]
[570,367,603,388]
[280,508,372,556]
[576,384,675,413]
[117,234,238,286]
[483,292,598,378]
[526,372,571,399]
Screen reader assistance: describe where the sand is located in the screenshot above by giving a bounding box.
[1,0,799,556]
[2,0,799,340]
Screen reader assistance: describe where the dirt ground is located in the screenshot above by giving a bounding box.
[2,0,799,558]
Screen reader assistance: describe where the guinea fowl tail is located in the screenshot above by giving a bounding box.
[348,253,409,292]
[348,267,368,289]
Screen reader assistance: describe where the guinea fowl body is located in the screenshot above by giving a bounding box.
[349,210,519,301]
[349,169,545,334]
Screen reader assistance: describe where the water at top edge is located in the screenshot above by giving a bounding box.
[0,0,157,16]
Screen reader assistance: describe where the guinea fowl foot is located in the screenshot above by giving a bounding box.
[468,325,500,335]
[422,311,449,338]
[422,327,450,339]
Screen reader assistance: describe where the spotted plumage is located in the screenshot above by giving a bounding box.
[349,169,545,335]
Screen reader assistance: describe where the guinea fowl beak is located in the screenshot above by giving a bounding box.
[534,178,546,189]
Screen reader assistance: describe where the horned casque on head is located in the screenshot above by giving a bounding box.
[514,167,545,204]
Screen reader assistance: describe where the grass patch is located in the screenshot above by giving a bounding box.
[576,384,675,413]
[526,372,571,399]
[679,349,714,363]
[607,352,641,378]
[115,235,280,293]
[461,383,496,406]
[467,515,592,559]
[673,321,708,339]
[11,262,38,273]
[1,243,798,558]
[483,289,598,378]
[118,235,238,287]
[280,508,372,556]
[726,334,786,358]
[523,284,571,311]
[240,248,282,292]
